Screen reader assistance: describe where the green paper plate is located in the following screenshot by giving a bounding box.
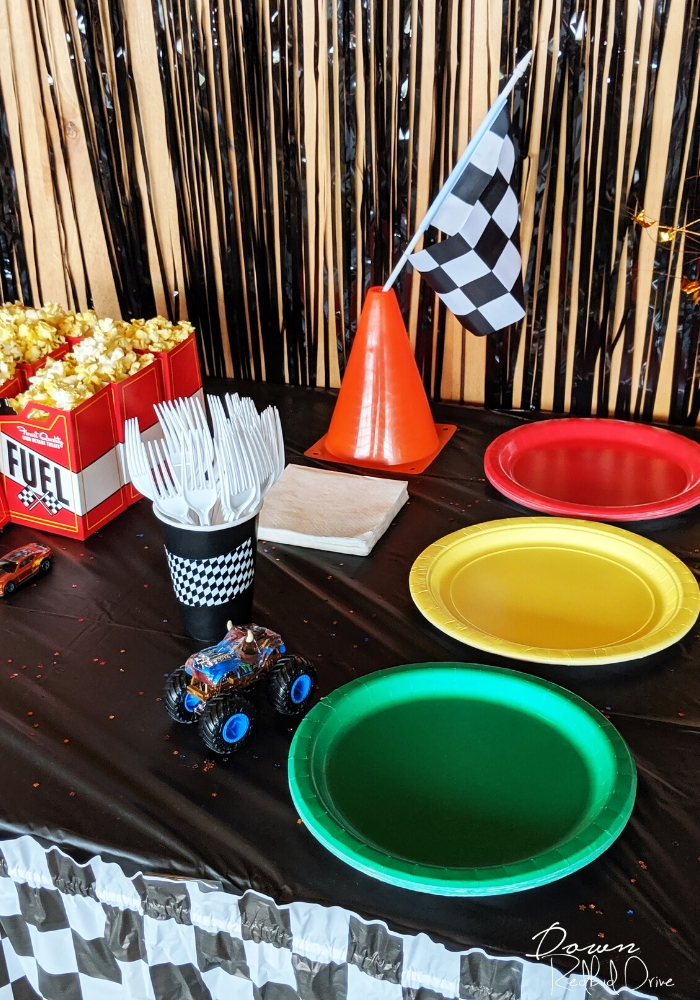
[288,663,636,895]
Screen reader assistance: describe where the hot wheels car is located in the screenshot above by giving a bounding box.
[0,542,52,597]
[163,622,318,754]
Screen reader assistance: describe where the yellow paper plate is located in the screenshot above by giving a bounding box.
[409,517,700,664]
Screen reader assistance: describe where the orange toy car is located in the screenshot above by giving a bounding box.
[0,542,53,596]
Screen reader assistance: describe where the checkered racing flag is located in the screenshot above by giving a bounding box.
[16,487,63,515]
[409,103,525,336]
[41,491,63,515]
[384,52,531,336]
[17,486,39,508]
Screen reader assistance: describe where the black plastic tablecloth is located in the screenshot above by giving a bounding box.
[1,381,699,999]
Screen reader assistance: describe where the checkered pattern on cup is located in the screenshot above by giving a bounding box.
[165,537,255,607]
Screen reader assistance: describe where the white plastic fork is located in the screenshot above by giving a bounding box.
[124,418,156,501]
[180,396,214,464]
[221,393,279,496]
[156,397,215,469]
[261,406,284,482]
[248,419,275,493]
[233,420,263,517]
[147,437,193,524]
[181,429,218,525]
[209,396,259,519]
[208,394,229,445]
[154,400,186,457]
[225,392,259,431]
[214,437,254,520]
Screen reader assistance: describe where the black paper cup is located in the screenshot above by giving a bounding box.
[154,507,258,642]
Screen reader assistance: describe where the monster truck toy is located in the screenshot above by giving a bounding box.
[163,622,318,754]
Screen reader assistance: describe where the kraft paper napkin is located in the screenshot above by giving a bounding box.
[259,464,408,556]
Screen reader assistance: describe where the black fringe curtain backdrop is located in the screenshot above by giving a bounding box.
[1,0,700,422]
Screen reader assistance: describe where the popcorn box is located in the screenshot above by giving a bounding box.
[120,333,204,505]
[136,332,202,400]
[0,325,205,535]
[16,341,70,381]
[0,469,9,530]
[116,384,205,506]
[0,383,126,541]
[111,358,163,441]
[111,358,164,506]
[0,373,26,399]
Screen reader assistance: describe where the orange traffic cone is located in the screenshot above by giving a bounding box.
[305,287,456,473]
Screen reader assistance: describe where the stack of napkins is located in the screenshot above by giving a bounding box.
[259,464,408,555]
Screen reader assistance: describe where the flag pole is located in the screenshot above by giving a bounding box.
[383,50,533,293]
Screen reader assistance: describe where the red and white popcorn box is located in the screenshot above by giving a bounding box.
[0,330,205,537]
[135,332,202,401]
[119,334,204,502]
[16,341,71,382]
[112,359,164,505]
[0,467,9,530]
[0,373,26,400]
[116,387,205,504]
[0,385,125,541]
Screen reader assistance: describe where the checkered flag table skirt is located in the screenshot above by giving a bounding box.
[0,837,655,1000]
[165,538,255,608]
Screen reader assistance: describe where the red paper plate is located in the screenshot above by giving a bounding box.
[484,418,700,520]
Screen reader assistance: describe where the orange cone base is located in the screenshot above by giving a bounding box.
[305,422,457,474]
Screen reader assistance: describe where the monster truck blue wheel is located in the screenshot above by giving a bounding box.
[267,657,318,716]
[290,674,312,704]
[200,694,256,755]
[184,692,200,713]
[222,712,250,743]
[163,669,199,724]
